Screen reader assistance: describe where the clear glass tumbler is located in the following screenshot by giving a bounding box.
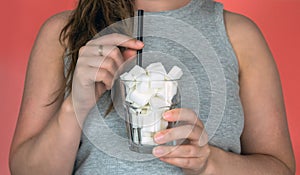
[120,79,181,154]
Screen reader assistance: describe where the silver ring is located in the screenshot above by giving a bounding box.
[98,45,103,56]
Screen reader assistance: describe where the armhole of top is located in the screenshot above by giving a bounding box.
[214,2,240,75]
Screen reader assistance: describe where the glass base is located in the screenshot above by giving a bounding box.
[128,140,178,154]
[128,142,155,154]
[126,121,179,154]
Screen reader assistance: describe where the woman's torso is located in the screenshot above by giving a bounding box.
[73,0,244,174]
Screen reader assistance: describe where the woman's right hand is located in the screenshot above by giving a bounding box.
[71,33,144,123]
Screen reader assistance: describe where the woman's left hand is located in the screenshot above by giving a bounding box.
[152,108,211,175]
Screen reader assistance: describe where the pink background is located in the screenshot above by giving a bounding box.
[0,0,299,174]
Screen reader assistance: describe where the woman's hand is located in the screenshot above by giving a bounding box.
[153,108,211,175]
[71,33,144,123]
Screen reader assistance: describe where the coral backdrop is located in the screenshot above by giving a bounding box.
[0,0,299,174]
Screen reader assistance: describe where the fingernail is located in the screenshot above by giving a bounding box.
[163,112,171,120]
[154,133,164,142]
[153,148,164,156]
[136,40,144,46]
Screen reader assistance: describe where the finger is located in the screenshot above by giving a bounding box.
[159,157,207,171]
[154,124,203,144]
[95,68,114,90]
[122,48,138,60]
[196,129,209,147]
[79,56,118,80]
[79,45,124,67]
[153,145,204,158]
[86,33,144,50]
[95,82,106,99]
[163,108,202,127]
[98,57,118,76]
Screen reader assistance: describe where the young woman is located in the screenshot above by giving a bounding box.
[9,0,295,174]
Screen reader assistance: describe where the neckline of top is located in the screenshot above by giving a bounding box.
[140,0,205,17]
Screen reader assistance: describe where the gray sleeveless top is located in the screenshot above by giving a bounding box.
[73,0,244,174]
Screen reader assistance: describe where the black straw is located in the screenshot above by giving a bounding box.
[136,10,144,67]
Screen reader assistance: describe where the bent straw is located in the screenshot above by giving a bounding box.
[136,10,144,67]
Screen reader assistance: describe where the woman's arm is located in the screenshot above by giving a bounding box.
[9,11,83,174]
[152,11,295,175]
[9,11,144,174]
[208,10,296,174]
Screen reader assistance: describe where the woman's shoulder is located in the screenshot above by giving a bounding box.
[37,10,73,46]
[41,10,72,30]
[223,10,261,36]
[223,10,270,68]
[29,10,73,64]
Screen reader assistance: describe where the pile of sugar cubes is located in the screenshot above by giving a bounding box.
[120,62,183,145]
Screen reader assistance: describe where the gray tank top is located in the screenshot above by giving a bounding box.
[73,0,244,174]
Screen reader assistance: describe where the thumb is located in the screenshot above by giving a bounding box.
[122,48,140,60]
